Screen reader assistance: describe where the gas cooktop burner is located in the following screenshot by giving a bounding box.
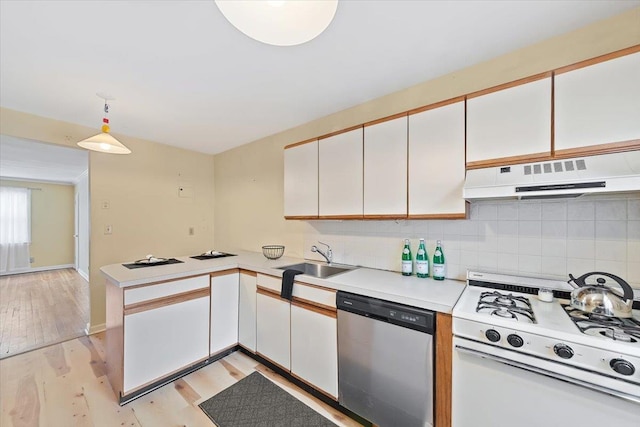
[563,305,640,345]
[476,291,536,323]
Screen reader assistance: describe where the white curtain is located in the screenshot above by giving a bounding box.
[0,187,31,273]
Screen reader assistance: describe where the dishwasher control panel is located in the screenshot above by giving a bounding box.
[337,291,435,334]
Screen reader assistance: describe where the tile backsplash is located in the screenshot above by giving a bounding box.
[303,194,640,287]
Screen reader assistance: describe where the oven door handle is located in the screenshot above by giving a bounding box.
[455,345,640,405]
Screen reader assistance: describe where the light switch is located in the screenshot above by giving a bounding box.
[101,200,110,209]
[104,225,113,235]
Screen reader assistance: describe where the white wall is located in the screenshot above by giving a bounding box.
[75,171,90,280]
[303,194,640,288]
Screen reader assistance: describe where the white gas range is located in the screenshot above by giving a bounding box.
[452,271,639,427]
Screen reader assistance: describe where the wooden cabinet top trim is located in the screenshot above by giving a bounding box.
[466,71,552,100]
[407,96,466,116]
[466,140,640,170]
[284,138,318,150]
[318,124,363,141]
[210,268,239,278]
[294,280,337,293]
[408,213,467,220]
[553,139,640,160]
[124,287,210,316]
[257,286,288,301]
[123,273,209,291]
[363,111,408,128]
[466,151,552,170]
[554,44,640,76]
[239,269,258,277]
[284,215,319,220]
[291,298,336,317]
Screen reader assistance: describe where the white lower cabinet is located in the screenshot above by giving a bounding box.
[290,303,338,398]
[238,271,258,352]
[210,271,240,355]
[123,293,209,393]
[256,292,291,370]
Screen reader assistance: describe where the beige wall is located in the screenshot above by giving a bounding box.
[0,179,74,268]
[213,8,640,258]
[0,8,638,329]
[0,110,216,329]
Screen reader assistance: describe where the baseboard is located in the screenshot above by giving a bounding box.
[0,263,75,276]
[86,322,106,335]
[77,269,89,281]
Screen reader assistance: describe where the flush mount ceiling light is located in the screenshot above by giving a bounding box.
[215,0,338,46]
[77,94,131,154]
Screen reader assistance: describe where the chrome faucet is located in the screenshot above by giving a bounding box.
[311,241,333,264]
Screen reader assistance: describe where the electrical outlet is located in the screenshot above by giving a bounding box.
[101,200,110,209]
[29,257,35,264]
[104,225,113,235]
[189,227,195,236]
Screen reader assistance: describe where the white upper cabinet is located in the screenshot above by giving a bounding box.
[408,101,466,217]
[555,52,640,151]
[319,128,363,216]
[364,116,408,216]
[467,77,552,164]
[284,140,318,217]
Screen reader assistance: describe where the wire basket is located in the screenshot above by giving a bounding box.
[262,245,285,260]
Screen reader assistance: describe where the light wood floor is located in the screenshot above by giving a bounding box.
[0,333,363,427]
[0,269,89,359]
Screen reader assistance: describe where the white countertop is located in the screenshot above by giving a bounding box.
[100,251,466,313]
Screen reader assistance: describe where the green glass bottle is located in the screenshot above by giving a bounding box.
[416,238,429,278]
[401,239,413,276]
[433,240,445,280]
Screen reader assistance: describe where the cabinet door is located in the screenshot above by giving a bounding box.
[123,295,209,393]
[256,292,290,370]
[210,272,239,355]
[555,52,640,152]
[290,304,338,398]
[467,77,552,165]
[318,128,363,217]
[364,116,407,216]
[408,101,466,217]
[284,140,318,217]
[238,272,257,352]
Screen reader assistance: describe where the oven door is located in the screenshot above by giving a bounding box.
[452,336,639,427]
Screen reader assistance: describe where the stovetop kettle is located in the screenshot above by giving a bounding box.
[568,271,635,318]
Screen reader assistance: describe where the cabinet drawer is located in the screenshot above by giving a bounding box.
[124,275,209,305]
[293,282,336,309]
[257,273,281,293]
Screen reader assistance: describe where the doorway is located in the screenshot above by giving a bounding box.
[0,135,90,358]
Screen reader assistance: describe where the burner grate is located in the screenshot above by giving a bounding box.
[476,291,536,323]
[562,304,640,345]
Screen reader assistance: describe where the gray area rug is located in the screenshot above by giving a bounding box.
[199,371,339,427]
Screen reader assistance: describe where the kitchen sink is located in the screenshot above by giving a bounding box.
[277,262,355,279]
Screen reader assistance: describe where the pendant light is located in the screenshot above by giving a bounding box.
[77,95,131,154]
[215,0,338,47]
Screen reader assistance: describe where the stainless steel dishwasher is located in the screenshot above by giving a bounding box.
[337,291,435,427]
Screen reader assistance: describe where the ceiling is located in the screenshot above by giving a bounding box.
[1,1,638,155]
[0,135,88,184]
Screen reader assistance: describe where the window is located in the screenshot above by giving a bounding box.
[0,186,31,273]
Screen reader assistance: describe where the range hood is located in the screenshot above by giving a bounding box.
[463,151,640,200]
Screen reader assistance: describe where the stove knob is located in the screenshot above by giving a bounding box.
[507,334,524,348]
[610,359,635,376]
[553,344,574,359]
[485,329,501,343]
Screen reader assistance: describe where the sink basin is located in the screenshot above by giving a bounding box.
[277,262,354,279]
